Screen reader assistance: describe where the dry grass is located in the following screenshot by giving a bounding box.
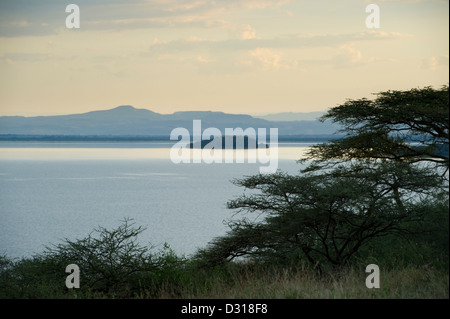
[153,264,449,299]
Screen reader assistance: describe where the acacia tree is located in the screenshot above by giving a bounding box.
[196,85,449,269]
[303,85,449,175]
[196,162,443,269]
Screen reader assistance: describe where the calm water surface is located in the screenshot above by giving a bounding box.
[0,142,311,258]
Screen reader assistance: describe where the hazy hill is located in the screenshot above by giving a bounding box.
[0,105,340,138]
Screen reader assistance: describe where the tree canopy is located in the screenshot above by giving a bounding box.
[303,85,449,174]
[196,161,444,269]
[196,85,449,270]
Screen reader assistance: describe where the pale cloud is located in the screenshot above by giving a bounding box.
[331,45,376,69]
[285,10,294,18]
[330,44,395,69]
[82,15,228,30]
[9,20,29,27]
[246,48,282,70]
[141,29,413,72]
[332,45,364,68]
[242,48,301,71]
[196,55,212,64]
[363,0,446,3]
[0,0,447,116]
[157,0,291,13]
[164,0,211,12]
[0,0,291,37]
[240,24,257,40]
[422,55,450,70]
[363,30,413,39]
[0,52,61,62]
[145,30,413,56]
[227,0,291,10]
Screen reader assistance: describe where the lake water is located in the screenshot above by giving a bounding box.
[0,142,312,258]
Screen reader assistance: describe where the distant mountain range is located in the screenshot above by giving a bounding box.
[253,111,325,122]
[0,105,342,140]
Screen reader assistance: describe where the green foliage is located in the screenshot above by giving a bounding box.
[40,218,160,295]
[197,84,449,272]
[304,85,449,172]
[196,161,445,270]
[0,254,70,298]
[0,209,447,298]
[356,197,449,270]
[0,219,190,298]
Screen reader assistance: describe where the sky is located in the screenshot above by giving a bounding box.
[0,0,448,116]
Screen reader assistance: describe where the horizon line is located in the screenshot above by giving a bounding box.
[0,105,328,118]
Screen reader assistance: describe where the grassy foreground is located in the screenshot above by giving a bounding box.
[1,219,448,299]
[145,264,449,299]
[2,252,448,299]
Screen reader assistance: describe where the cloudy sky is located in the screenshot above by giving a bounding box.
[0,0,448,116]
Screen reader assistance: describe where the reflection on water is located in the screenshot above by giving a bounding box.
[0,142,313,161]
[0,142,313,258]
[0,147,171,160]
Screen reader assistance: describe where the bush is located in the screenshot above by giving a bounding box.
[40,218,162,295]
[0,219,185,298]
